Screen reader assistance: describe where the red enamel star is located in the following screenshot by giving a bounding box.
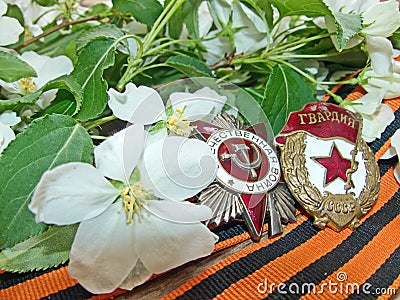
[313,143,351,185]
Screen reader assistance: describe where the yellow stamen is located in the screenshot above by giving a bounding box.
[166,107,196,136]
[19,77,36,94]
[120,182,153,224]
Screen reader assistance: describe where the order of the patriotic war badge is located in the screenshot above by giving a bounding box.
[191,113,296,242]
[275,102,380,231]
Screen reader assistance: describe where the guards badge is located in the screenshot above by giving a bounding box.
[275,102,380,231]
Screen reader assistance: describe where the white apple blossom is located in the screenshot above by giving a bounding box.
[0,51,73,109]
[200,0,267,64]
[0,0,24,46]
[322,0,400,51]
[344,89,395,142]
[107,83,227,136]
[0,110,20,154]
[29,124,218,294]
[361,58,400,100]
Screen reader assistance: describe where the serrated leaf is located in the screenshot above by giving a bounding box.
[166,55,212,77]
[0,115,94,250]
[72,39,116,121]
[113,0,163,26]
[44,75,83,115]
[0,225,77,272]
[0,51,37,82]
[262,64,316,134]
[36,97,76,117]
[76,24,125,52]
[0,91,41,112]
[333,12,362,51]
[0,75,82,114]
[270,0,331,17]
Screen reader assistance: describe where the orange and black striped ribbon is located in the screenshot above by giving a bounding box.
[0,85,399,299]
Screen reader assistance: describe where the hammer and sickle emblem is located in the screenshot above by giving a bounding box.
[220,143,262,179]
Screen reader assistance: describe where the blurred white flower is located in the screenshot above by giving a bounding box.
[362,58,400,100]
[0,0,24,46]
[107,83,227,135]
[29,124,218,294]
[0,110,20,153]
[344,89,395,142]
[200,0,267,64]
[0,51,73,108]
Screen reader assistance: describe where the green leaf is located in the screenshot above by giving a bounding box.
[113,0,163,26]
[0,75,82,114]
[72,39,116,121]
[166,55,212,77]
[35,97,77,117]
[262,64,316,134]
[33,0,58,6]
[256,0,274,28]
[166,0,183,39]
[0,51,37,82]
[76,24,125,52]
[332,12,362,51]
[0,92,41,112]
[183,0,202,38]
[43,75,83,115]
[149,120,167,132]
[0,225,77,272]
[0,115,94,250]
[270,0,331,17]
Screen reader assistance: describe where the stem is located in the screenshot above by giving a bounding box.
[266,33,331,57]
[90,135,108,140]
[145,38,194,57]
[116,0,185,90]
[14,14,105,51]
[85,115,117,131]
[271,58,343,103]
[272,50,352,60]
[142,0,185,53]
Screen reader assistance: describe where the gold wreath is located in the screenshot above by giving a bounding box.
[279,132,380,230]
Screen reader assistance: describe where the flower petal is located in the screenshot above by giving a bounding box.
[232,1,267,53]
[363,0,400,37]
[170,87,227,120]
[29,163,119,225]
[20,51,73,89]
[0,124,15,153]
[95,125,145,182]
[107,83,165,124]
[361,104,394,142]
[0,0,6,16]
[144,199,212,223]
[0,110,21,126]
[198,1,213,37]
[68,203,138,294]
[118,259,152,290]
[140,134,217,201]
[134,212,217,274]
[365,36,394,76]
[350,88,385,115]
[0,16,24,46]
